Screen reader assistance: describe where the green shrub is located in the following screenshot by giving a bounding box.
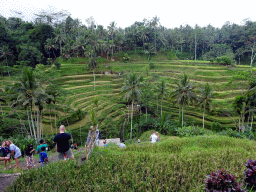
[149,61,155,69]
[216,56,232,65]
[54,62,61,70]
[175,126,206,137]
[211,121,222,132]
[167,51,178,60]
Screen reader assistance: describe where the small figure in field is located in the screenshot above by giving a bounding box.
[25,144,35,169]
[40,147,48,167]
[74,143,78,150]
[119,140,126,148]
[71,144,74,149]
[6,140,22,168]
[138,139,140,143]
[156,132,160,142]
[36,139,48,161]
[103,139,107,147]
[150,132,158,143]
[96,129,102,146]
[0,141,11,169]
[53,125,75,160]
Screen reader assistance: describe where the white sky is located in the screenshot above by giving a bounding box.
[1,0,256,29]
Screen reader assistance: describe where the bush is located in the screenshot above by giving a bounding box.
[175,126,206,137]
[167,51,178,60]
[211,122,222,132]
[149,61,155,69]
[244,158,256,190]
[204,168,244,191]
[54,62,61,70]
[216,56,232,65]
[217,128,245,139]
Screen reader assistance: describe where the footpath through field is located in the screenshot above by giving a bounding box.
[0,138,121,192]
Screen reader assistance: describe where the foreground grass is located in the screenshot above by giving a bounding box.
[9,132,256,191]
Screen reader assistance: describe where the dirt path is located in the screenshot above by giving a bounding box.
[0,148,83,192]
[0,139,120,192]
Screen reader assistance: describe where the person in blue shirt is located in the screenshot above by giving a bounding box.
[103,139,107,147]
[39,147,48,167]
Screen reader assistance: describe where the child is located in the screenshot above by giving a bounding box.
[103,139,107,147]
[39,147,48,167]
[6,140,21,168]
[0,141,11,170]
[25,144,35,169]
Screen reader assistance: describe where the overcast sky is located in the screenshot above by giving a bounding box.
[1,0,256,29]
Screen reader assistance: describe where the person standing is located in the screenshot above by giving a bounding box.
[53,125,74,160]
[6,140,21,168]
[150,132,158,143]
[36,139,48,159]
[25,144,35,169]
[0,141,11,169]
[39,147,48,167]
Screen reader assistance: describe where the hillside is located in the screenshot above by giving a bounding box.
[0,59,254,138]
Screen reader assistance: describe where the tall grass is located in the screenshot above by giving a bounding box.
[9,134,256,191]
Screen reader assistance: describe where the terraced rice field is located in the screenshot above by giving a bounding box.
[0,60,253,134]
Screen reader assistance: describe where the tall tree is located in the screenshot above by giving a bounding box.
[0,45,12,78]
[198,83,214,128]
[107,22,117,58]
[170,74,197,127]
[121,72,143,139]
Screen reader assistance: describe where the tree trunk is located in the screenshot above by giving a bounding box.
[93,69,96,91]
[130,101,134,139]
[194,34,197,61]
[203,103,205,128]
[251,112,254,131]
[27,110,32,137]
[5,59,10,78]
[146,106,148,120]
[161,97,163,118]
[182,105,184,127]
[30,110,37,140]
[112,35,114,58]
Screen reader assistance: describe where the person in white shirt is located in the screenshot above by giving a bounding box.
[119,140,126,148]
[150,132,158,143]
[6,140,21,168]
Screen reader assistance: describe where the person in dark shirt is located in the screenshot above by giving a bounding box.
[25,144,35,169]
[53,125,74,160]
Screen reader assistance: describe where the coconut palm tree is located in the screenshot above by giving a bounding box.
[0,45,13,78]
[170,74,197,127]
[10,67,47,140]
[157,79,167,118]
[107,21,117,58]
[121,72,143,139]
[198,83,214,128]
[54,28,66,56]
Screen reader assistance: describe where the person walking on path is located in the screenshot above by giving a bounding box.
[36,139,48,160]
[6,140,21,168]
[0,141,11,169]
[53,125,74,160]
[25,144,35,169]
[39,147,48,167]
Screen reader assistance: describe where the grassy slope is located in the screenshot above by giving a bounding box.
[9,132,256,191]
[0,59,253,135]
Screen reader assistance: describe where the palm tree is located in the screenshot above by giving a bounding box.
[151,16,160,53]
[10,68,46,140]
[121,72,143,139]
[107,21,117,58]
[0,45,13,78]
[44,38,56,59]
[170,74,197,127]
[139,26,149,51]
[198,83,214,128]
[157,80,167,118]
[0,89,6,116]
[54,28,66,57]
